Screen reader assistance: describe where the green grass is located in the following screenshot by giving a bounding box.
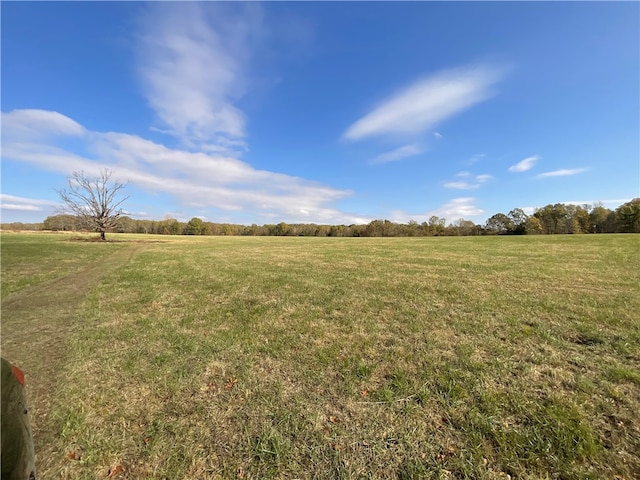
[1,233,639,479]
[0,232,128,297]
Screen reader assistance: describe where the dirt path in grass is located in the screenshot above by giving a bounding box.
[1,244,143,472]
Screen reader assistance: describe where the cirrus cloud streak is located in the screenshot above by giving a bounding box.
[0,194,58,212]
[508,155,539,172]
[369,144,425,165]
[443,172,493,190]
[536,167,589,178]
[343,64,506,141]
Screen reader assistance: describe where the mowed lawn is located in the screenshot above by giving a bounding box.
[1,233,639,479]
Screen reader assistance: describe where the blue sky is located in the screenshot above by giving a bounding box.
[2,2,638,226]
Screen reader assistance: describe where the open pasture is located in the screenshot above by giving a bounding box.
[1,233,639,479]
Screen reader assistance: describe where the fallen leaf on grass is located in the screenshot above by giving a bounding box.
[328,415,338,424]
[360,390,369,397]
[225,377,238,389]
[67,450,81,461]
[107,465,124,477]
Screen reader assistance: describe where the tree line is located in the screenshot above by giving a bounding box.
[4,198,638,237]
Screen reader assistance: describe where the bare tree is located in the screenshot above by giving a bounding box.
[57,169,129,240]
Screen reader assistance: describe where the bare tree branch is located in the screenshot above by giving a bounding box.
[56,169,129,240]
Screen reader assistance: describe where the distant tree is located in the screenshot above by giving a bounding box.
[351,224,366,237]
[574,205,591,233]
[524,216,543,235]
[616,198,640,233]
[446,218,476,236]
[427,216,446,236]
[43,214,82,231]
[185,217,207,235]
[169,220,183,235]
[534,204,569,234]
[0,222,42,231]
[563,204,589,234]
[405,220,419,237]
[116,216,136,234]
[273,222,289,236]
[57,170,128,241]
[456,219,478,236]
[384,220,400,237]
[604,211,618,233]
[365,220,384,237]
[530,202,628,235]
[315,225,330,237]
[220,224,235,236]
[507,208,528,234]
[137,220,150,234]
[588,204,614,233]
[158,217,182,235]
[243,224,261,236]
[329,225,344,237]
[485,213,513,235]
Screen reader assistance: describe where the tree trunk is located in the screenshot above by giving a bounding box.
[100,230,106,241]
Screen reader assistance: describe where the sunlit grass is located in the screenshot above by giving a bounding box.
[0,232,128,297]
[2,233,639,479]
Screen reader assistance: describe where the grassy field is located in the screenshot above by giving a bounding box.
[1,232,639,479]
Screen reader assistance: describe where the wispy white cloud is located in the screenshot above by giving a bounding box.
[389,197,484,223]
[508,155,539,172]
[343,64,506,141]
[370,144,424,164]
[521,207,536,216]
[135,3,262,153]
[443,181,478,190]
[444,173,492,190]
[1,109,85,140]
[432,132,443,139]
[2,109,360,224]
[433,197,484,218]
[125,210,151,218]
[2,205,42,212]
[0,194,57,212]
[537,167,589,178]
